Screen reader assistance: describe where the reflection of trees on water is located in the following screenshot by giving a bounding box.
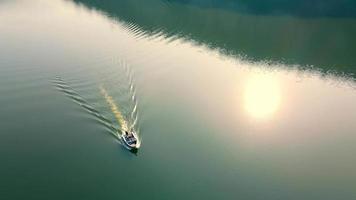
[73,0,356,79]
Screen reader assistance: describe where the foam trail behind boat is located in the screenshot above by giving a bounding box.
[124,64,139,131]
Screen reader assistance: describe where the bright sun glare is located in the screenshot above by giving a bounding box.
[244,73,281,120]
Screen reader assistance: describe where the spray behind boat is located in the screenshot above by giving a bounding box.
[99,61,141,151]
[99,84,141,151]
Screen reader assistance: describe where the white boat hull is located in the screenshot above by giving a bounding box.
[121,130,141,150]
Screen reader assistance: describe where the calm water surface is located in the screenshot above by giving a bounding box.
[0,0,356,199]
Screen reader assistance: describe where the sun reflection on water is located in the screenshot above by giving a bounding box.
[244,72,281,120]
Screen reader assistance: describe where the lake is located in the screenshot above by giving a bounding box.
[0,0,355,199]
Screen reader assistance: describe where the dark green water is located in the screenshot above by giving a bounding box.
[0,0,356,199]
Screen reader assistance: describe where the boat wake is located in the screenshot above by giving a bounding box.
[99,85,139,138]
[53,69,140,151]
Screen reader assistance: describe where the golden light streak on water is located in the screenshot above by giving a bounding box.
[100,86,128,131]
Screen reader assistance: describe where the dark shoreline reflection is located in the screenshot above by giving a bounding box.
[73,0,356,79]
[166,0,356,18]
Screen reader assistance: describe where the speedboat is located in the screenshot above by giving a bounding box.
[121,129,141,151]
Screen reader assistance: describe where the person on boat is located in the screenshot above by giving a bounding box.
[125,130,134,139]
